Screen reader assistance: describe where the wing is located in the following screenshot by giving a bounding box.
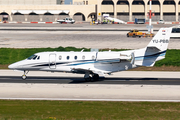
[71,68,105,76]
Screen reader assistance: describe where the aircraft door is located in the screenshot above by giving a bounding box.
[49,54,56,69]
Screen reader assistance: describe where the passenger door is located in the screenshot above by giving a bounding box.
[49,54,56,69]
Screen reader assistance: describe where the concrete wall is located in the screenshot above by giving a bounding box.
[73,0,97,5]
[0,5,96,22]
[147,5,160,12]
[0,0,57,5]
[88,0,98,5]
[117,5,129,12]
[0,0,179,22]
[163,5,175,13]
[132,5,144,13]
[98,0,179,21]
[101,5,114,12]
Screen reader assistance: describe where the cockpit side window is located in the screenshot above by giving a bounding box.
[27,55,39,60]
[33,56,37,60]
[37,56,40,60]
[27,55,36,60]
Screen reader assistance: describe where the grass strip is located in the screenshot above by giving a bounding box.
[0,100,180,120]
[0,47,180,67]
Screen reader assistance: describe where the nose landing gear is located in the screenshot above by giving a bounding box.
[22,70,29,80]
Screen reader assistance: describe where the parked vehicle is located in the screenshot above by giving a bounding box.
[134,18,145,24]
[127,29,144,38]
[158,19,164,24]
[57,17,75,24]
[171,26,180,38]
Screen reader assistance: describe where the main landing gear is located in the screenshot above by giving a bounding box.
[22,70,29,80]
[84,73,99,81]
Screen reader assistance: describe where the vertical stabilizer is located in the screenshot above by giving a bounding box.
[147,28,172,52]
[135,27,172,67]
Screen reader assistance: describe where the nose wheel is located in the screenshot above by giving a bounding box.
[22,70,29,80]
[22,74,27,80]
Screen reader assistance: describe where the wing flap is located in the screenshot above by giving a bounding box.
[71,68,105,76]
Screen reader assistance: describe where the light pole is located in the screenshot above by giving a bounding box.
[148,0,153,34]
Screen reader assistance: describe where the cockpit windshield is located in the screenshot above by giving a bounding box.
[27,55,37,60]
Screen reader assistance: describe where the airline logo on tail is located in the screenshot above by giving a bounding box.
[162,29,166,35]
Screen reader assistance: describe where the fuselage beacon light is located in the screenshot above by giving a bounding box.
[8,28,172,81]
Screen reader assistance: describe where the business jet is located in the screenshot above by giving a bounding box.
[8,28,172,81]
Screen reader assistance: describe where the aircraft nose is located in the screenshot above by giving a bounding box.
[8,63,18,70]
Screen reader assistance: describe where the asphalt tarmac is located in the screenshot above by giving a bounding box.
[0,23,175,32]
[0,76,180,85]
[0,23,174,29]
[0,24,180,101]
[0,23,179,49]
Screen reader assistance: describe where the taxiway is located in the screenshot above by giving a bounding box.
[0,70,180,101]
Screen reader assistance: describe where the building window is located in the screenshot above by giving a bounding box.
[86,1,88,5]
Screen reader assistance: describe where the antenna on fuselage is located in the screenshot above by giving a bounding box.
[90,48,99,52]
[81,49,84,52]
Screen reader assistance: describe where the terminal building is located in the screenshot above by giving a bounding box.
[0,0,179,22]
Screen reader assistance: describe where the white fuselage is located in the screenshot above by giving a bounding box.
[8,27,172,79]
[8,48,166,75]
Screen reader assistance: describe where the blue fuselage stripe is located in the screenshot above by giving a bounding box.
[65,51,166,66]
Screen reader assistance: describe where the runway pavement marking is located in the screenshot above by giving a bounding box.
[0,98,180,102]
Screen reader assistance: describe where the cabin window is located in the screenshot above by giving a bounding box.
[92,56,95,59]
[67,56,70,60]
[82,55,85,60]
[74,56,77,60]
[59,55,62,60]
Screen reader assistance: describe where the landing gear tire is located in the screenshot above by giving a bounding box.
[22,70,29,80]
[85,77,91,81]
[93,74,99,81]
[22,74,27,80]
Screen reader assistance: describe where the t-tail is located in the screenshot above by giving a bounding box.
[134,27,172,67]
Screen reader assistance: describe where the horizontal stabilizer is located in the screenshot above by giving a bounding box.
[135,61,155,67]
